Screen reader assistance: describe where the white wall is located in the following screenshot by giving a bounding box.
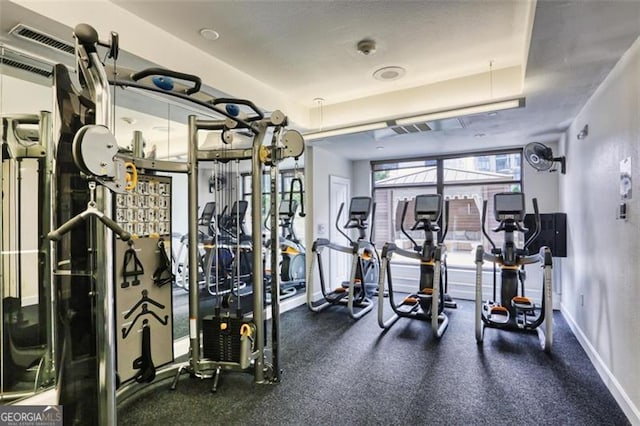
[351,160,372,197]
[559,37,640,423]
[306,146,352,300]
[522,144,562,306]
[523,141,559,212]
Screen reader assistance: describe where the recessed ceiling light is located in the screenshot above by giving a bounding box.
[199,28,220,41]
[487,112,498,117]
[373,66,405,81]
[376,146,384,150]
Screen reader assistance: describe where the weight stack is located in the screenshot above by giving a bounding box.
[202,315,247,363]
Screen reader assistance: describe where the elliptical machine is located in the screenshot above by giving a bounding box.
[203,200,252,297]
[378,194,454,337]
[307,196,379,320]
[263,176,306,300]
[475,192,553,352]
[274,199,306,298]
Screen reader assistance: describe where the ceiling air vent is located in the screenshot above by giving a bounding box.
[390,117,465,135]
[1,57,52,78]
[9,24,74,56]
[390,122,431,135]
[1,48,54,78]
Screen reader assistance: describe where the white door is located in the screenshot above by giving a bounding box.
[329,176,350,289]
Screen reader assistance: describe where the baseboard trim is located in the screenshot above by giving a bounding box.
[561,303,639,424]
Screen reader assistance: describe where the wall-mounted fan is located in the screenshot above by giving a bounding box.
[524,142,566,174]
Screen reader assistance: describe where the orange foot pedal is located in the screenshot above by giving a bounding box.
[512,296,534,311]
[489,305,510,324]
[419,288,433,295]
[403,296,419,305]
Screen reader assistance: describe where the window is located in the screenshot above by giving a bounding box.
[372,151,522,268]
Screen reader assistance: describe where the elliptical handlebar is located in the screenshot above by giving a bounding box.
[400,200,420,252]
[524,197,541,251]
[481,199,496,251]
[335,202,353,245]
[369,202,377,243]
[440,199,450,244]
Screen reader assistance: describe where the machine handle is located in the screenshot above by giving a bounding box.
[335,202,352,244]
[264,210,271,231]
[74,24,99,52]
[47,213,87,242]
[440,199,450,244]
[130,67,202,95]
[212,98,265,121]
[369,202,377,243]
[400,200,419,252]
[524,197,541,251]
[481,199,496,251]
[48,209,131,242]
[98,214,132,241]
[289,177,305,218]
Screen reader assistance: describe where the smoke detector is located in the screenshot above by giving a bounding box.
[357,39,377,56]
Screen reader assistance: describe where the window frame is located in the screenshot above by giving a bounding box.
[371,148,523,268]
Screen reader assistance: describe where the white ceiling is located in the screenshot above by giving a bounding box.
[1,0,640,162]
[112,0,532,108]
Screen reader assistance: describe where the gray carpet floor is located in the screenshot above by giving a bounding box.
[119,299,629,425]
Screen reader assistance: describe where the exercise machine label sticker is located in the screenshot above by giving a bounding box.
[190,318,197,339]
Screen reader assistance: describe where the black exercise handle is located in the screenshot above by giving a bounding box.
[481,199,496,250]
[130,67,202,95]
[98,215,132,241]
[335,202,352,244]
[48,214,86,242]
[524,197,541,250]
[440,199,450,244]
[369,202,377,243]
[289,178,305,217]
[212,98,265,121]
[400,201,419,251]
[74,24,99,53]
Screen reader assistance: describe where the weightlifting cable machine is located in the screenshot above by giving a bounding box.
[47,23,304,425]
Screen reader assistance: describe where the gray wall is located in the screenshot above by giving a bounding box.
[559,37,640,422]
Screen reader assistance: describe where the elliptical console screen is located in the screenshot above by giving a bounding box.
[415,194,441,220]
[494,192,525,221]
[201,202,216,220]
[231,200,248,219]
[349,197,372,218]
[279,199,298,215]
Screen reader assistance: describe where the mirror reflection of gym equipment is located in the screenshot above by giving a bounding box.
[264,176,306,301]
